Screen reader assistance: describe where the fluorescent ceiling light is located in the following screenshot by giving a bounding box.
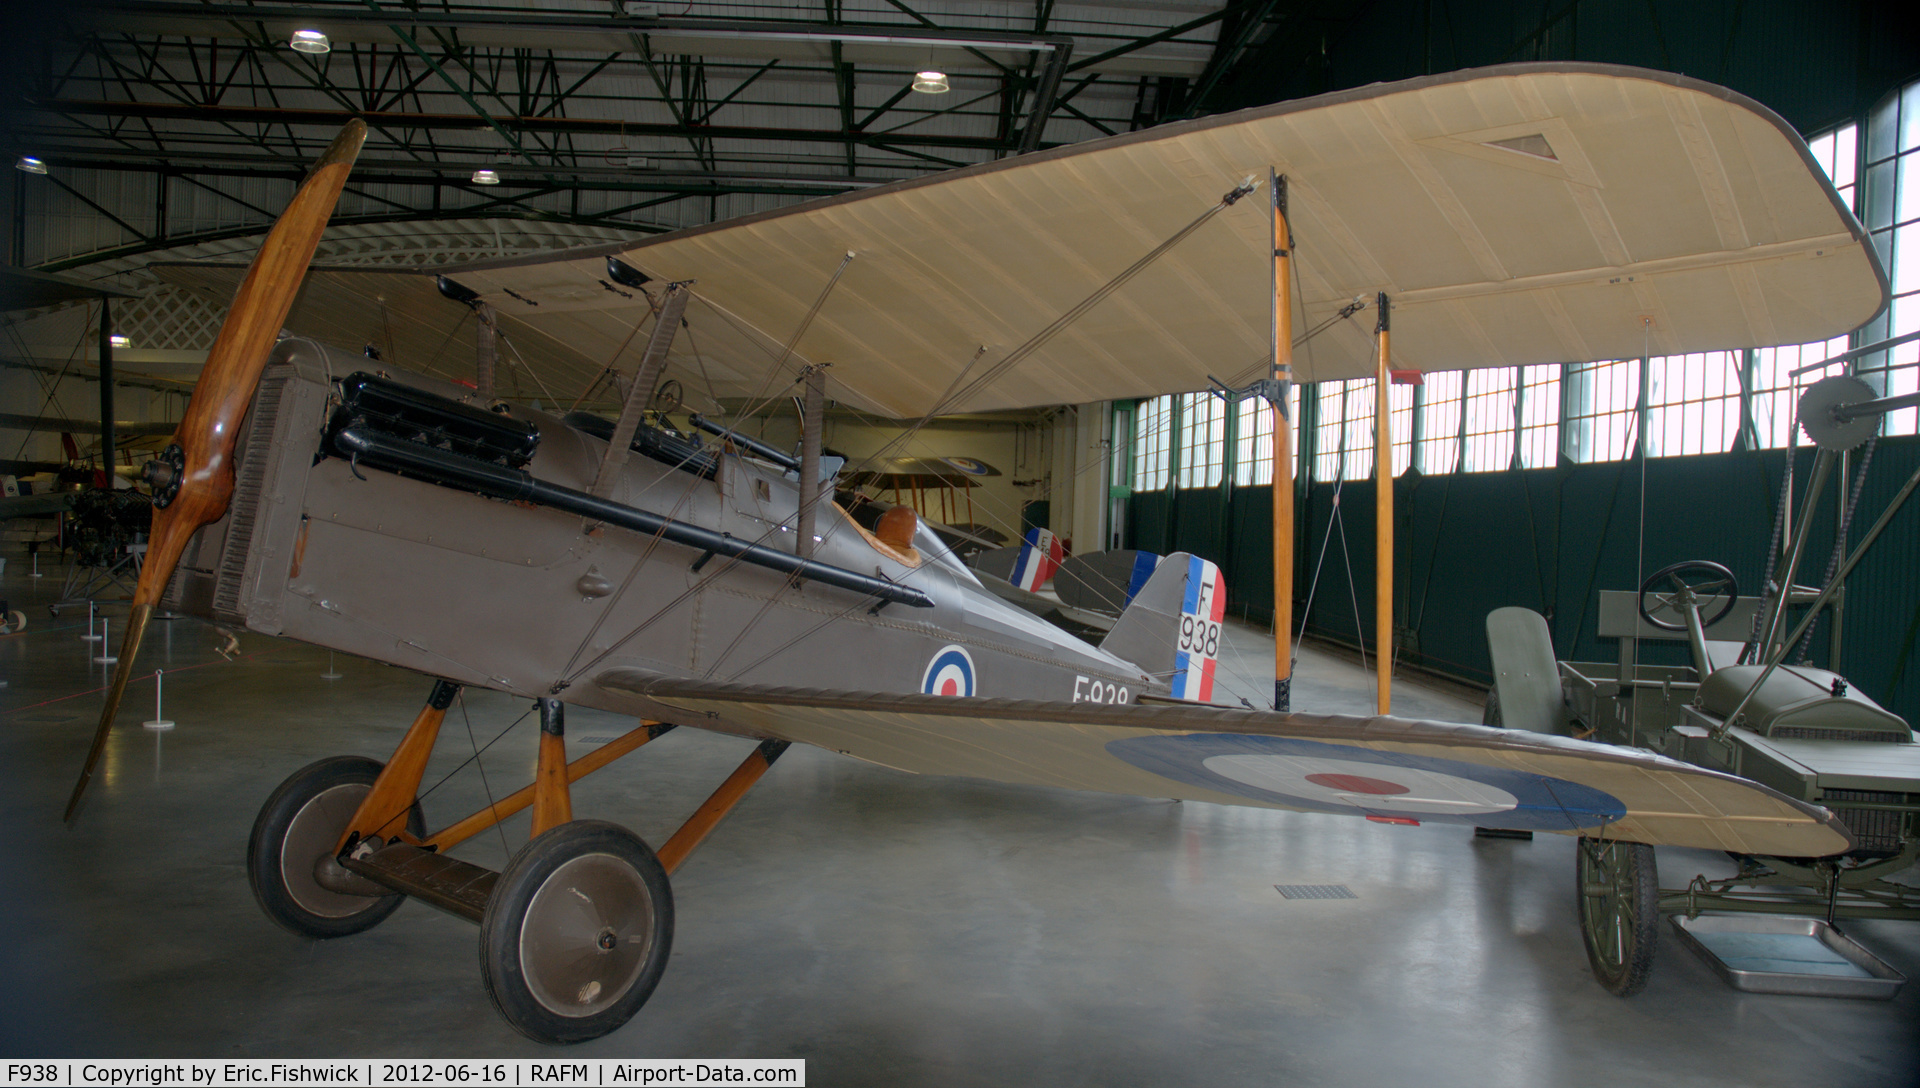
[289,29,331,54]
[16,156,47,174]
[471,168,502,185]
[108,334,131,348]
[912,70,950,94]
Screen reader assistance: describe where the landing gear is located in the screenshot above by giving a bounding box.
[1577,836,1659,995]
[480,821,674,1045]
[248,756,424,938]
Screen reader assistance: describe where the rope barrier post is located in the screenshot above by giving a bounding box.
[82,599,101,642]
[143,668,174,731]
[93,616,118,664]
[321,650,342,680]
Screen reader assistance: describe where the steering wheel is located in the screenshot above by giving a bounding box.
[1637,560,1740,632]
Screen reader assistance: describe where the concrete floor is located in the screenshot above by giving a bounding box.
[3,545,1917,1085]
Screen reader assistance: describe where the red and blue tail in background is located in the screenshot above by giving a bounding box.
[1010,527,1063,591]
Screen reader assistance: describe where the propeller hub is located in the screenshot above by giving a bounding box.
[143,444,186,508]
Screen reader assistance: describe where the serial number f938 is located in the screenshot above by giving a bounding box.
[1072,676,1130,704]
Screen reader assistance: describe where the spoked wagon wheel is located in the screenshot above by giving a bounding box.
[248,756,424,938]
[480,820,674,1044]
[1576,836,1659,995]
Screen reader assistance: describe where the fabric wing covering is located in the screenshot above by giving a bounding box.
[157,62,1886,419]
[610,676,1854,857]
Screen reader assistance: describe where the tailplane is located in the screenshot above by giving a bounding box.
[1100,553,1226,702]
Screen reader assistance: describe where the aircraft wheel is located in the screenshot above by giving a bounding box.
[1481,689,1502,727]
[248,756,422,939]
[1576,836,1658,995]
[480,820,673,1045]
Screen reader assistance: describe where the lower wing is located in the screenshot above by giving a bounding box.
[598,675,1851,857]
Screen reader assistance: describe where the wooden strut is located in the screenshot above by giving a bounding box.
[1373,292,1393,715]
[655,739,791,875]
[348,688,781,878]
[531,698,572,837]
[338,679,461,850]
[1270,169,1295,713]
[425,720,677,852]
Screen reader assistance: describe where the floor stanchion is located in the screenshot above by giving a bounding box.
[144,669,176,731]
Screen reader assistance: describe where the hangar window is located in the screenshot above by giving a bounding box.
[1752,336,1852,447]
[1311,379,1369,480]
[1563,358,1642,463]
[1312,378,1411,480]
[1517,364,1562,468]
[1388,381,1415,475]
[1460,368,1518,471]
[1415,371,1464,474]
[1133,394,1174,491]
[1178,392,1226,488]
[1646,351,1742,456]
[1750,121,1864,447]
[1861,85,1919,436]
[1232,385,1298,486]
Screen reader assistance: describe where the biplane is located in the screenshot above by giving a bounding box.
[68,62,1888,1043]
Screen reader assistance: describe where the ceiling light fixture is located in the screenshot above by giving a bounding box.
[289,29,331,54]
[912,69,950,94]
[108,334,131,349]
[16,156,47,174]
[471,168,501,185]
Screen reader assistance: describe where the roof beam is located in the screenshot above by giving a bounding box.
[25,98,1022,150]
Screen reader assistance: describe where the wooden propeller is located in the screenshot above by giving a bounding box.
[65,121,367,823]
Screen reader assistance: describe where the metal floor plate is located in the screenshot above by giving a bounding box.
[1276,884,1357,900]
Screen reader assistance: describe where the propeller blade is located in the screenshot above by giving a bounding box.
[65,121,368,824]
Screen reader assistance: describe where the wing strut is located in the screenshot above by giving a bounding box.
[1373,292,1393,714]
[1270,169,1295,712]
[590,282,691,498]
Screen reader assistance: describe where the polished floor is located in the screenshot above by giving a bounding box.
[2,546,1917,1085]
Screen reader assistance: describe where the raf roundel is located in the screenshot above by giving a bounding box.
[922,645,977,697]
[1104,734,1627,832]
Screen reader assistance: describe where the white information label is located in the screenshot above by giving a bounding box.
[0,1062,804,1088]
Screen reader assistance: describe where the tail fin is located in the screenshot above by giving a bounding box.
[1100,553,1227,702]
[1009,527,1063,590]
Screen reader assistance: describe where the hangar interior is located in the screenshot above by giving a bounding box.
[3,1,1919,1082]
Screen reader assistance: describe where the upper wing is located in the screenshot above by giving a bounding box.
[603,674,1853,857]
[158,64,1885,418]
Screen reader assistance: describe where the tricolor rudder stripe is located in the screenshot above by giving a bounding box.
[1169,556,1225,703]
[1011,527,1063,591]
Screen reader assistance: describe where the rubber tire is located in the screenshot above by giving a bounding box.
[1576,837,1660,996]
[248,756,424,939]
[480,820,674,1045]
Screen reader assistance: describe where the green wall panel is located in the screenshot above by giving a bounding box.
[1126,436,1920,728]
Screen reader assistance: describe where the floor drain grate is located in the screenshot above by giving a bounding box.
[1276,884,1356,900]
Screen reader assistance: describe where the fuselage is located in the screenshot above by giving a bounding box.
[167,339,1155,730]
